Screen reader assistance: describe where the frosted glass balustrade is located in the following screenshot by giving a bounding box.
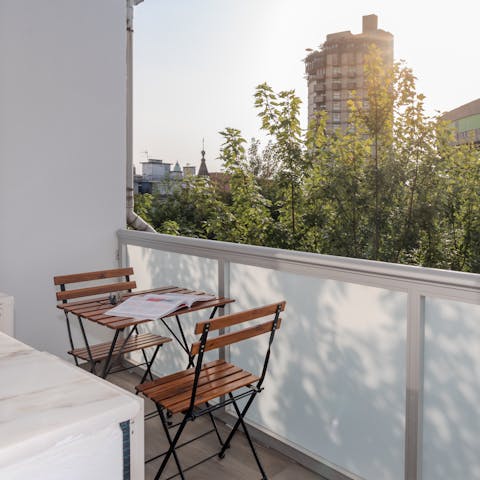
[423,299,480,480]
[119,231,480,480]
[228,264,407,480]
[126,245,218,375]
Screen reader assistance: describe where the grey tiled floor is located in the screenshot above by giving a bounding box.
[111,370,325,480]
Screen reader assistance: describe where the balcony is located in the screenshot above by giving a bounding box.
[117,229,480,480]
[2,2,479,480]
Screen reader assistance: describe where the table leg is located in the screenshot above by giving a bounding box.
[77,316,96,375]
[161,306,222,368]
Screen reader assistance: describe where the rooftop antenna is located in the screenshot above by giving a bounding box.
[142,150,149,160]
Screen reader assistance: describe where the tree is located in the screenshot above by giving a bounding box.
[134,52,480,272]
[304,111,372,256]
[150,176,229,239]
[348,45,399,260]
[133,193,154,226]
[219,128,272,245]
[254,83,307,248]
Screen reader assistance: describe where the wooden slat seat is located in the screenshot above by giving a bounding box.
[138,359,259,414]
[69,332,171,362]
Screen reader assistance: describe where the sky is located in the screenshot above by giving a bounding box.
[133,0,480,172]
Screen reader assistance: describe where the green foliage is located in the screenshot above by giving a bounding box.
[219,128,272,245]
[134,50,480,273]
[133,193,154,225]
[148,176,230,239]
[158,220,180,236]
[254,83,308,248]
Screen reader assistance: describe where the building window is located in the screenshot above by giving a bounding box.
[332,112,341,123]
[332,82,341,90]
[329,54,340,66]
[333,102,341,111]
[333,91,341,100]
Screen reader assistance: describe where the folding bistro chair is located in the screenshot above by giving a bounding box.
[136,301,286,480]
[54,267,172,380]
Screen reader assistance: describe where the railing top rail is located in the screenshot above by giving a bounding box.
[118,229,480,301]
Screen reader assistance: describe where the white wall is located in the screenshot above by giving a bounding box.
[0,0,127,357]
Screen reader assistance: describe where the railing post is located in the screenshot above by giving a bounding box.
[405,290,425,480]
[117,238,129,269]
[218,258,231,363]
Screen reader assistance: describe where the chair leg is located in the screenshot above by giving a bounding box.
[205,403,224,447]
[64,313,79,366]
[77,316,97,375]
[155,406,188,480]
[139,344,162,384]
[219,392,268,479]
[101,329,121,378]
[102,326,136,379]
[218,392,255,456]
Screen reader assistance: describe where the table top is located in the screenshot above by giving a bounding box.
[57,286,234,330]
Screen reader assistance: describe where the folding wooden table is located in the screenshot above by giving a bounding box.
[58,285,234,380]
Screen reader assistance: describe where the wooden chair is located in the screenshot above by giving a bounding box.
[136,301,286,480]
[54,267,172,380]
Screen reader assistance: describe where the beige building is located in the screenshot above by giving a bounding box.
[305,14,393,131]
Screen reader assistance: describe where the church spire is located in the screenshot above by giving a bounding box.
[198,138,209,177]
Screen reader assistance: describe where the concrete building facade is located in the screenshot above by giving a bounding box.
[134,157,200,194]
[443,98,480,145]
[305,14,393,132]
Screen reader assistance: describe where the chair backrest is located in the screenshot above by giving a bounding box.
[190,301,285,401]
[190,301,286,356]
[53,267,136,304]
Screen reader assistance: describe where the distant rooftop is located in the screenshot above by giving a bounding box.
[323,14,392,46]
[141,158,172,165]
[443,98,480,122]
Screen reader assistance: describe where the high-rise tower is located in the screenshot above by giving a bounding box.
[305,14,393,132]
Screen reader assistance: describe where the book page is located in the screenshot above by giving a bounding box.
[144,293,216,308]
[105,293,216,319]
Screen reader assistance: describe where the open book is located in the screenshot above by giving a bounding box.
[105,292,216,320]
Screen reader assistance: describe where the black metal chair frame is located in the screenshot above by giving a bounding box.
[158,306,219,369]
[145,303,283,480]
